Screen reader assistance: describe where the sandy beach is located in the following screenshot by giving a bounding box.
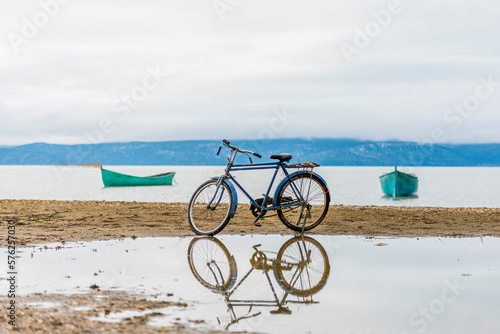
[1,200,499,247]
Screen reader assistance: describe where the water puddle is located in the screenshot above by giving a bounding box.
[2,235,499,333]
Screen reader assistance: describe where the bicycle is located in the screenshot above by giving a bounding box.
[187,236,331,329]
[187,139,331,235]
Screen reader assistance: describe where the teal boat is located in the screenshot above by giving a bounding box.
[379,167,418,197]
[101,168,175,187]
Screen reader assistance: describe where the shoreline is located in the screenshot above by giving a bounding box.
[1,200,499,247]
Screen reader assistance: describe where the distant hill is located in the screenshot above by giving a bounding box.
[0,139,499,166]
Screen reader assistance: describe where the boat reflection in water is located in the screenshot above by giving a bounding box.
[187,236,330,329]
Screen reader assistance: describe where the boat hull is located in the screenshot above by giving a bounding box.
[379,169,418,197]
[101,168,175,187]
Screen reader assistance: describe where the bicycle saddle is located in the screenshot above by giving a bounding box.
[270,153,292,162]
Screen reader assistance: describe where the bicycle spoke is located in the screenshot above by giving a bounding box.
[277,174,329,231]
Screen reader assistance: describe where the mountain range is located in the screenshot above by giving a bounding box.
[0,139,499,166]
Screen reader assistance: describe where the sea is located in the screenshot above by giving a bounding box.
[0,165,499,208]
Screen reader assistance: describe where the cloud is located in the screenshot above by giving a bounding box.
[1,0,500,146]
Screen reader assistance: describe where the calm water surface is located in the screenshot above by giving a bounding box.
[1,235,499,333]
[0,165,499,207]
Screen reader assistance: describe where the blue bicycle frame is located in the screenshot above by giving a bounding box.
[222,161,305,212]
[210,143,317,221]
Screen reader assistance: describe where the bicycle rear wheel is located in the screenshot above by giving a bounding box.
[276,173,330,231]
[273,236,330,297]
[188,179,233,235]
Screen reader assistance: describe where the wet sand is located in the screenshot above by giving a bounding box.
[1,200,499,247]
[2,291,219,334]
[1,200,499,333]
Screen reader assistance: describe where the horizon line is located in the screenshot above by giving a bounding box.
[2,138,500,148]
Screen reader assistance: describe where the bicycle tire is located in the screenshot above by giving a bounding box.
[276,173,330,231]
[188,179,233,235]
[187,237,237,292]
[273,236,330,297]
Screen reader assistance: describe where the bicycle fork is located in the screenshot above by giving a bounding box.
[207,177,227,210]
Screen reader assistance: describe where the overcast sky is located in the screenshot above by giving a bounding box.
[1,0,499,146]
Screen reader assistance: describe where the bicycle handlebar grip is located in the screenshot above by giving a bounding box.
[217,145,222,156]
[223,139,230,145]
[253,153,262,159]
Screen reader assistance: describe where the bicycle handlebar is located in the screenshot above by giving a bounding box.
[219,139,262,160]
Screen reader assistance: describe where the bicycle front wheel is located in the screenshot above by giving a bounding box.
[188,179,233,235]
[187,237,237,292]
[276,173,330,231]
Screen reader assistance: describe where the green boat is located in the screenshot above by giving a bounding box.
[101,168,175,187]
[379,167,418,197]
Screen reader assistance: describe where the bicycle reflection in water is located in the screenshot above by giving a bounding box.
[187,236,330,330]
